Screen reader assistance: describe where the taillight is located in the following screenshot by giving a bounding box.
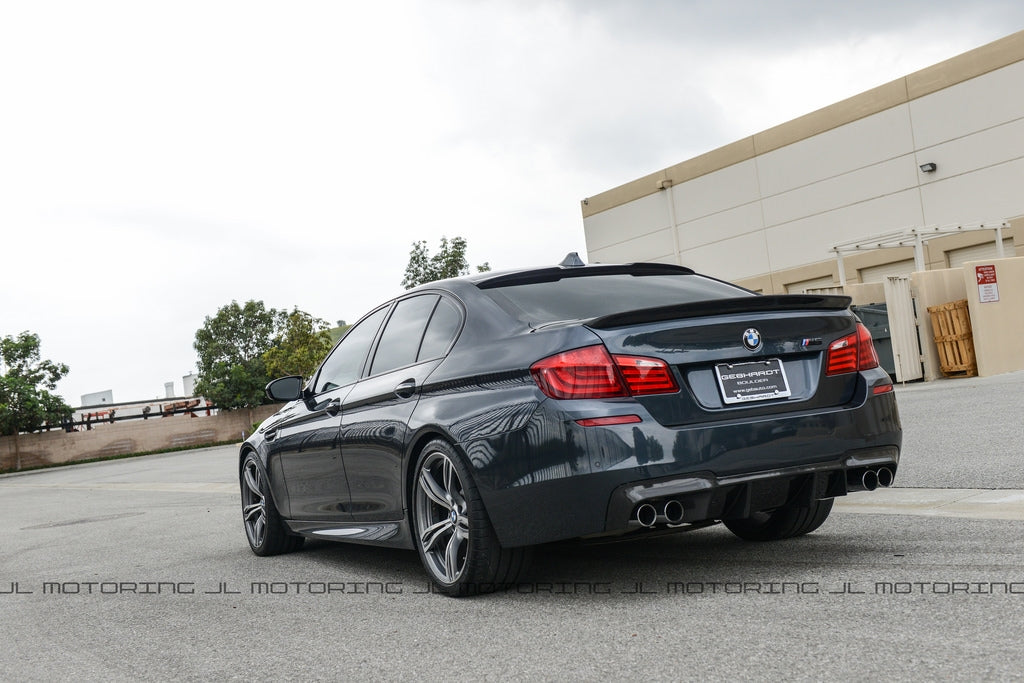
[826,334,858,375]
[826,323,880,376]
[530,345,678,399]
[857,323,880,371]
[614,355,679,394]
[530,345,627,399]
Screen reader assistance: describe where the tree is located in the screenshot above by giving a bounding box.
[193,301,282,410]
[0,331,72,437]
[263,308,334,380]
[401,236,491,289]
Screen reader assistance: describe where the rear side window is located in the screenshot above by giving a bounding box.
[370,295,440,376]
[418,297,461,361]
[480,273,750,323]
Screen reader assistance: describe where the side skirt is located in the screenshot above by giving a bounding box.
[285,518,415,550]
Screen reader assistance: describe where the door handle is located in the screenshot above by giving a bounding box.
[394,379,416,399]
[325,398,342,417]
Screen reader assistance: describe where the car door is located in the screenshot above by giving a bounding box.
[272,306,389,521]
[340,294,463,522]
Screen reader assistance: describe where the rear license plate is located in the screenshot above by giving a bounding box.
[714,359,792,404]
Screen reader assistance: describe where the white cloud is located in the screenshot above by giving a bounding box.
[1,0,1022,404]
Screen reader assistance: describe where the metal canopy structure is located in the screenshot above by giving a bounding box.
[831,220,1010,285]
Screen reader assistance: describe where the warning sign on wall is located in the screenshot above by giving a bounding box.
[976,264,999,303]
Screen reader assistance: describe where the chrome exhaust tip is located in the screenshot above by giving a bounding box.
[877,467,894,488]
[862,469,879,491]
[663,500,685,525]
[636,503,658,528]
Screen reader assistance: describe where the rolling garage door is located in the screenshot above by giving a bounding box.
[858,259,916,283]
[946,239,1016,268]
[785,275,837,294]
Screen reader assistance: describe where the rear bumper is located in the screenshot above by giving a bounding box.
[605,446,898,532]
[469,385,901,547]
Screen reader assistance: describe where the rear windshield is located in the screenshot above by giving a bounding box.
[480,273,752,324]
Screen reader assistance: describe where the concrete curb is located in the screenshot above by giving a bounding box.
[834,487,1024,520]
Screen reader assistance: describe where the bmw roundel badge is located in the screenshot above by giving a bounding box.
[742,328,762,351]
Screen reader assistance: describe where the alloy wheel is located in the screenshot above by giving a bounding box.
[242,459,267,549]
[415,450,470,584]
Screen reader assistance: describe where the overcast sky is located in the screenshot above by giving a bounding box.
[2,1,1023,406]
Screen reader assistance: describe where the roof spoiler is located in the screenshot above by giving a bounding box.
[476,261,696,289]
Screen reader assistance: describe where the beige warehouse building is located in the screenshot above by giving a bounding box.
[582,31,1023,294]
[581,31,1024,382]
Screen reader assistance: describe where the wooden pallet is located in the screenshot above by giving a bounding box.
[927,299,977,377]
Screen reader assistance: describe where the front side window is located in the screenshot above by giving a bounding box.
[314,307,388,393]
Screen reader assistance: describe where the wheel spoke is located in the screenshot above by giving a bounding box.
[449,483,466,511]
[442,455,467,509]
[419,466,451,510]
[420,519,453,552]
[443,457,455,496]
[243,502,263,522]
[252,516,265,545]
[243,464,261,496]
[443,526,464,582]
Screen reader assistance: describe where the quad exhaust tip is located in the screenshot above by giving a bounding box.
[636,500,686,528]
[637,467,896,526]
[855,466,895,492]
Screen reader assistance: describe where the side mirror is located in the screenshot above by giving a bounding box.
[265,376,304,402]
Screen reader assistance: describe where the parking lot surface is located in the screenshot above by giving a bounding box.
[2,371,1023,680]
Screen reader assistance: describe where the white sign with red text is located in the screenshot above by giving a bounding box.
[976,264,999,303]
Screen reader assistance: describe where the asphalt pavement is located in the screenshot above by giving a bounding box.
[2,369,1023,681]
[889,369,1024,489]
[833,368,1024,518]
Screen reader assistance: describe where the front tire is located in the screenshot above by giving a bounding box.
[412,440,528,596]
[723,498,834,542]
[241,453,304,556]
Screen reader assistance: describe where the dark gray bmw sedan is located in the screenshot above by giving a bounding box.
[240,258,901,595]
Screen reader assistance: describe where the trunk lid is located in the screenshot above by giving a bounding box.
[586,295,862,426]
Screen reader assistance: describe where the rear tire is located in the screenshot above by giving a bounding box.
[412,439,529,596]
[723,498,834,542]
[241,453,304,556]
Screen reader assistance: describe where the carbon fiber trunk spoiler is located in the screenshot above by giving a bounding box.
[587,295,853,330]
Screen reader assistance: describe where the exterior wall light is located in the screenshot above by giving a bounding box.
[919,162,937,173]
